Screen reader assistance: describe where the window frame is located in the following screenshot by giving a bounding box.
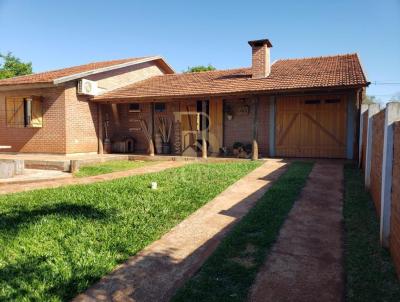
[154,102,166,113]
[128,103,141,113]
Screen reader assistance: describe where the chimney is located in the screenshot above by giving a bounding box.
[248,39,273,78]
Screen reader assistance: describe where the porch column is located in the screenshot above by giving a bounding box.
[202,100,208,159]
[98,103,104,155]
[269,96,276,157]
[149,102,155,156]
[252,96,259,160]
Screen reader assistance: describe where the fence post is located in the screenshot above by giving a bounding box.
[380,102,400,247]
[358,104,368,168]
[364,104,381,189]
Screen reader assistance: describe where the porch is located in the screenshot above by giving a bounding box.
[98,95,271,160]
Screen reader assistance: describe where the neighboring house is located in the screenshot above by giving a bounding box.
[0,39,369,159]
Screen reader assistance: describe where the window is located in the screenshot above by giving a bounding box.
[325,99,340,104]
[154,102,166,113]
[304,99,321,105]
[6,96,43,128]
[128,103,140,112]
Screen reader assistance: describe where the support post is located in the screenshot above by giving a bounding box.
[252,97,259,160]
[364,104,381,189]
[202,100,208,159]
[358,104,368,168]
[269,96,276,157]
[380,102,400,247]
[149,102,155,156]
[98,104,104,155]
[346,92,356,159]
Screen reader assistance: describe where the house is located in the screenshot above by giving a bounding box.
[0,39,369,159]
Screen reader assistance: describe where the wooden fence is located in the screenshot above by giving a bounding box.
[359,102,400,277]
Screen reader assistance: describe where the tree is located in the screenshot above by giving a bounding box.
[389,92,400,102]
[0,52,32,79]
[362,95,380,104]
[184,64,216,73]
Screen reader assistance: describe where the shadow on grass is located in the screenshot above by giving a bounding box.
[0,203,110,233]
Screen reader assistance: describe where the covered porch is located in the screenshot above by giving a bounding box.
[97,94,273,160]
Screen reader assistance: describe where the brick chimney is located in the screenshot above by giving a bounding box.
[248,39,273,78]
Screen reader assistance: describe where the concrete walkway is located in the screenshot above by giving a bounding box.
[0,161,186,195]
[73,160,288,302]
[249,162,344,302]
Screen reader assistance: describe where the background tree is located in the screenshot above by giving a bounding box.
[389,92,400,102]
[184,64,216,73]
[0,52,32,79]
[363,95,380,104]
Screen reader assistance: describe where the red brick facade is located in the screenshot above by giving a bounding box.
[370,110,385,216]
[0,84,100,154]
[0,86,67,153]
[390,122,400,276]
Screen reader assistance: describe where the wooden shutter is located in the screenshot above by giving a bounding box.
[30,96,43,128]
[6,97,24,127]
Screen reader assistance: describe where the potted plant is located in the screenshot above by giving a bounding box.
[232,142,244,157]
[158,116,172,154]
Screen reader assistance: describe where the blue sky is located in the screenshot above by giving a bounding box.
[0,0,399,102]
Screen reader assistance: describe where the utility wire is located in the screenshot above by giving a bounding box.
[371,81,400,85]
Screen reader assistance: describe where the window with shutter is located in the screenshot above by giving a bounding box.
[5,96,43,128]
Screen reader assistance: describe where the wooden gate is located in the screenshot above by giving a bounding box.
[275,95,347,158]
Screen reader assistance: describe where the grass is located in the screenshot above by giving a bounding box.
[343,164,400,302]
[73,160,156,177]
[172,161,314,302]
[0,161,261,302]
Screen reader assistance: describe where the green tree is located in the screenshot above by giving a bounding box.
[184,64,216,73]
[363,95,379,104]
[0,52,32,79]
[389,92,400,102]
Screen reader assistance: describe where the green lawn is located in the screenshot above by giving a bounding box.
[74,160,156,177]
[172,161,314,302]
[343,164,400,302]
[0,161,261,302]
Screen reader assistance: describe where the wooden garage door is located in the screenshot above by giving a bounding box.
[275,95,347,158]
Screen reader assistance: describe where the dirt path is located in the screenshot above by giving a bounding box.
[0,161,186,195]
[249,162,344,302]
[73,160,288,302]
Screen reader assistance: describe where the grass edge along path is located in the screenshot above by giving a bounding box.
[0,161,261,302]
[172,161,314,302]
[343,164,400,302]
[73,160,156,177]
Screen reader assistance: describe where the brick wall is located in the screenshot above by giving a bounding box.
[223,97,269,155]
[390,122,400,276]
[64,83,99,153]
[370,110,385,216]
[0,87,67,153]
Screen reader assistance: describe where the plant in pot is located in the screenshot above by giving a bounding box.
[232,142,244,157]
[158,116,172,154]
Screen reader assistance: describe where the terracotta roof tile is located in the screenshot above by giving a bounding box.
[94,53,368,101]
[0,57,153,86]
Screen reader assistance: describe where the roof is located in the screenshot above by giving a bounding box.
[0,56,174,87]
[94,53,369,101]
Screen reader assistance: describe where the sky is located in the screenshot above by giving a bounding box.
[0,0,399,102]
